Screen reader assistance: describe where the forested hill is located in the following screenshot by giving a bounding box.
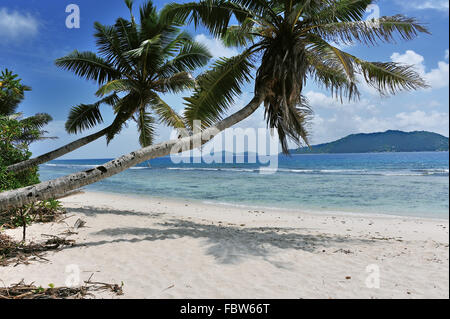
[293,130,449,154]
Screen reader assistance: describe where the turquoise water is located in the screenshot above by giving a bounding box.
[39,152,449,219]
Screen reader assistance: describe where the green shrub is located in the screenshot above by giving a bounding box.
[0,116,40,191]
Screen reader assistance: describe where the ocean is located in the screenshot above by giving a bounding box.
[39,152,449,219]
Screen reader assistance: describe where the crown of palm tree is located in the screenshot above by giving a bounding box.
[0,69,31,116]
[55,0,212,147]
[0,69,55,145]
[163,0,430,153]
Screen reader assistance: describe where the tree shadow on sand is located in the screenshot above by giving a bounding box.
[68,206,165,218]
[79,219,376,268]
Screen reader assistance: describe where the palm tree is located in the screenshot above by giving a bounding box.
[7,0,211,173]
[164,0,430,152]
[0,0,429,210]
[0,69,55,144]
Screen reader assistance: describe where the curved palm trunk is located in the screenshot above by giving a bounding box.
[7,127,110,173]
[0,95,264,210]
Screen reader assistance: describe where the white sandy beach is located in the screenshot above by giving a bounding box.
[1,191,448,299]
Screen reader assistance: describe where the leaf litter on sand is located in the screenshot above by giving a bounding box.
[0,276,123,299]
[0,233,75,267]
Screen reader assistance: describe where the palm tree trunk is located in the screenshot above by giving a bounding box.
[0,95,265,210]
[6,127,110,173]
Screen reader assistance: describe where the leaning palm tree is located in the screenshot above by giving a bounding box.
[166,0,430,152]
[0,0,429,210]
[7,0,211,173]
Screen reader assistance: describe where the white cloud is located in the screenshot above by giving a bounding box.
[0,8,39,41]
[305,91,378,113]
[390,50,449,90]
[194,34,239,59]
[395,0,449,11]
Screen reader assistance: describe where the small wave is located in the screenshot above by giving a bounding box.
[44,163,448,177]
[43,163,97,168]
[277,168,369,174]
[167,167,257,172]
[411,169,449,176]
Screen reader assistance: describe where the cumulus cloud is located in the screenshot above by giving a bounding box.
[395,0,449,11]
[390,50,449,90]
[0,8,39,41]
[305,91,378,114]
[194,34,239,59]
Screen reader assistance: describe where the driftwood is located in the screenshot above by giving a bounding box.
[0,277,123,299]
[0,233,75,267]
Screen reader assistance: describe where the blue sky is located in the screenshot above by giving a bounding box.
[0,0,448,159]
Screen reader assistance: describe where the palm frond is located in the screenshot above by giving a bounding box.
[20,113,53,130]
[183,50,254,128]
[93,22,134,75]
[55,51,119,85]
[267,95,312,154]
[96,79,138,97]
[355,59,429,95]
[306,49,360,101]
[149,93,187,130]
[306,0,374,24]
[307,15,430,46]
[136,109,156,147]
[114,17,140,53]
[222,21,255,47]
[305,34,358,85]
[230,0,280,24]
[125,35,162,59]
[139,0,158,25]
[161,0,251,37]
[106,94,140,144]
[65,103,104,134]
[305,34,428,95]
[159,41,212,76]
[153,72,196,93]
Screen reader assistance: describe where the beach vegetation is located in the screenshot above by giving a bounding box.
[0,70,63,241]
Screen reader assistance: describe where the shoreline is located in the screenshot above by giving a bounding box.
[1,191,448,298]
[85,189,449,222]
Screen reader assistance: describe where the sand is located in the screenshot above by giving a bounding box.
[1,191,448,299]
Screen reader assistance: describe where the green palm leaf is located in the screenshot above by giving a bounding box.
[306,0,374,24]
[307,15,430,46]
[162,0,251,37]
[20,113,53,130]
[149,93,187,130]
[96,79,138,97]
[136,109,156,147]
[184,50,254,128]
[65,104,104,134]
[153,72,196,93]
[222,21,255,47]
[356,59,429,94]
[55,51,119,85]
[159,41,212,75]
